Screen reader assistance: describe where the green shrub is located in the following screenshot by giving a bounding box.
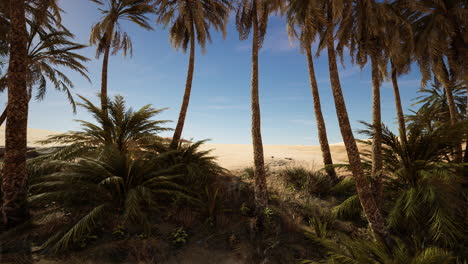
[279,166,350,197]
[29,147,195,253]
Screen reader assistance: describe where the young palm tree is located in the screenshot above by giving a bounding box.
[286,0,337,181]
[89,0,153,110]
[0,28,90,126]
[408,79,466,133]
[154,0,231,149]
[235,0,285,219]
[318,0,389,242]
[30,147,194,252]
[306,236,456,264]
[1,0,29,228]
[358,122,467,247]
[38,94,171,160]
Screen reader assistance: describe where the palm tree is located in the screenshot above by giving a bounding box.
[402,0,467,161]
[89,0,153,110]
[235,0,285,219]
[0,28,90,126]
[337,0,398,199]
[286,0,337,181]
[384,3,414,141]
[30,147,194,252]
[38,94,171,160]
[1,0,29,228]
[408,79,466,134]
[306,236,456,264]
[154,0,231,149]
[358,122,467,247]
[318,0,389,242]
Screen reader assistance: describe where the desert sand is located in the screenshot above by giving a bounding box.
[0,127,360,171]
[0,126,61,148]
[199,143,353,171]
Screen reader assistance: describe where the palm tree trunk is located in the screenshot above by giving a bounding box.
[1,0,29,228]
[100,24,114,111]
[305,47,337,181]
[0,106,7,126]
[370,55,383,200]
[170,26,196,149]
[390,64,406,140]
[325,8,388,243]
[435,61,462,162]
[251,0,268,217]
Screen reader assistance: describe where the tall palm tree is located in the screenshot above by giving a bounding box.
[0,28,90,126]
[401,0,467,161]
[337,0,395,196]
[89,0,153,110]
[286,0,337,181]
[1,0,29,228]
[154,0,231,149]
[235,0,285,218]
[384,3,414,141]
[318,0,390,242]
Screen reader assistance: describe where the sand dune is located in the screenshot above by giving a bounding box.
[0,127,364,171]
[0,126,61,148]
[200,143,354,171]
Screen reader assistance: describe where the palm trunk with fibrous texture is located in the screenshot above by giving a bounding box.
[250,0,268,221]
[390,64,406,140]
[170,25,196,149]
[325,7,389,244]
[1,0,29,228]
[100,23,115,112]
[435,62,462,162]
[305,46,337,181]
[370,54,383,202]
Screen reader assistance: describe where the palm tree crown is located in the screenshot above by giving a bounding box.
[155,0,231,53]
[90,0,153,58]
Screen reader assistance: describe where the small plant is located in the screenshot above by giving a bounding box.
[241,167,255,180]
[171,227,189,247]
[112,225,126,239]
[240,203,250,215]
[263,207,274,218]
[77,233,98,248]
[136,233,148,239]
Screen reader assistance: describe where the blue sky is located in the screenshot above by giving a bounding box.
[4,0,424,145]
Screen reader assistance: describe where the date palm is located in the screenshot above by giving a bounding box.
[318,0,390,243]
[38,94,171,160]
[154,0,231,149]
[337,0,396,197]
[384,2,414,141]
[286,0,337,181]
[30,147,194,252]
[1,0,29,229]
[1,0,67,229]
[0,28,90,126]
[89,0,153,110]
[235,0,285,219]
[401,0,467,161]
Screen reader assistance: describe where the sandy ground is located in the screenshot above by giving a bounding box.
[0,127,361,171]
[0,126,61,148]
[200,143,353,171]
